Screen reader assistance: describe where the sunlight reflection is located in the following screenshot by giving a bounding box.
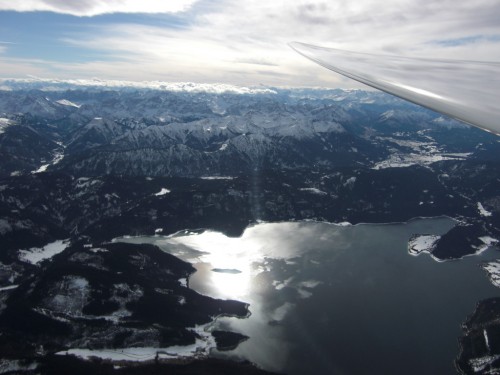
[166,231,265,300]
[162,223,346,300]
[119,222,348,301]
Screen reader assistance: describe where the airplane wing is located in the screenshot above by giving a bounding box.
[290,41,500,135]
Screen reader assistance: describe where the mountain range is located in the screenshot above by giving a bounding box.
[0,80,499,374]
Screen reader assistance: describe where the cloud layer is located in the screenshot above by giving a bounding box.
[0,0,198,16]
[0,0,499,87]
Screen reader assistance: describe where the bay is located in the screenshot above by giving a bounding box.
[117,217,500,375]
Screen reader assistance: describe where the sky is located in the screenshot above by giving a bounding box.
[0,0,499,88]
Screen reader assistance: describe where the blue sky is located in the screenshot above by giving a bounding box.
[0,0,499,87]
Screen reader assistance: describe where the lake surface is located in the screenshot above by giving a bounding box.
[117,218,500,375]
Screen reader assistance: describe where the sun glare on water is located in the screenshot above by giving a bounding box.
[165,231,268,300]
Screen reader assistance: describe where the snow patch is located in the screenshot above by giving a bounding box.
[408,235,440,256]
[372,136,471,169]
[57,322,216,362]
[337,222,352,227]
[0,284,18,292]
[482,260,500,288]
[19,239,70,265]
[475,236,499,254]
[31,148,65,174]
[32,163,50,174]
[479,236,499,247]
[154,188,171,196]
[484,329,491,353]
[89,247,108,253]
[56,99,81,108]
[373,153,471,170]
[299,187,327,195]
[469,355,500,372]
[0,117,13,134]
[343,177,356,188]
[179,278,188,287]
[477,202,493,217]
[200,176,234,180]
[51,151,65,165]
[0,360,38,374]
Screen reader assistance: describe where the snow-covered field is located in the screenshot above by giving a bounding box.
[56,322,216,362]
[373,152,471,170]
[31,149,65,174]
[408,235,440,256]
[482,260,500,288]
[373,136,471,169]
[19,239,70,265]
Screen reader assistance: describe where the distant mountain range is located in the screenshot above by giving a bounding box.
[0,80,494,178]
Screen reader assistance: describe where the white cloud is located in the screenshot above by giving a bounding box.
[54,21,349,87]
[0,0,198,16]
[52,0,499,85]
[0,57,54,77]
[1,0,499,87]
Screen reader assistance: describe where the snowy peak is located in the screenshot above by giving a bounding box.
[0,84,495,178]
[56,99,81,108]
[0,117,14,134]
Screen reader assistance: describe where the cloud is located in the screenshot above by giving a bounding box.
[0,41,14,54]
[0,0,198,16]
[54,21,348,87]
[431,35,500,47]
[0,57,56,77]
[233,58,279,67]
[1,0,499,87]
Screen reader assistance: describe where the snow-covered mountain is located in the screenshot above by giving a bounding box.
[0,81,499,375]
[0,84,491,178]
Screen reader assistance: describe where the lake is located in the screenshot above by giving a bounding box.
[117,217,500,375]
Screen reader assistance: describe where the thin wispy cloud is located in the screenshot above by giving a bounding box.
[431,35,500,48]
[0,0,198,16]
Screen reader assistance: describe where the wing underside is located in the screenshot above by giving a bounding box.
[290,42,500,135]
